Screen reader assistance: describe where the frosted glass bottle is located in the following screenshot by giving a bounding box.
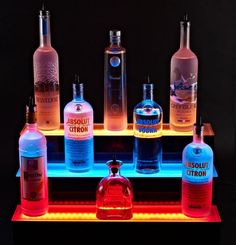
[33,5,60,130]
[133,78,163,173]
[19,97,48,216]
[64,75,94,172]
[182,118,213,217]
[170,14,198,131]
[104,30,127,131]
[96,156,133,220]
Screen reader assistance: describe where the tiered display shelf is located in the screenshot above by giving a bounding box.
[12,123,221,244]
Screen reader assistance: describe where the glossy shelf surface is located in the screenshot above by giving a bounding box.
[12,202,221,223]
[16,162,218,178]
[21,123,215,137]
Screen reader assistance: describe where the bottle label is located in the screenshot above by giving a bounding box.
[134,113,162,138]
[64,111,93,140]
[182,160,212,183]
[170,60,197,125]
[105,52,126,117]
[21,156,46,201]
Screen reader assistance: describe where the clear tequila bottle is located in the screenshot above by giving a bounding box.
[33,4,60,130]
[104,30,127,131]
[182,117,213,217]
[64,74,94,172]
[96,156,133,220]
[19,97,48,216]
[133,77,163,173]
[169,13,198,131]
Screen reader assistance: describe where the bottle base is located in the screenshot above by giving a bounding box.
[96,208,133,220]
[170,123,193,132]
[182,209,211,218]
[135,168,160,174]
[21,207,48,217]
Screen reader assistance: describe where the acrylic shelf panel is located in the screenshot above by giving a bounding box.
[16,162,219,178]
[12,202,221,223]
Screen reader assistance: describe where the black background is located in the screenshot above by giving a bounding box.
[0,0,235,244]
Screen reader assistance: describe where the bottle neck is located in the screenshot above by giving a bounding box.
[110,35,121,46]
[26,123,38,131]
[39,13,51,47]
[73,83,84,101]
[143,83,153,101]
[193,125,204,143]
[180,22,190,49]
[109,167,120,177]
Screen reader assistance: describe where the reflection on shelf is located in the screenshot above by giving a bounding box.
[11,202,221,222]
[20,123,215,137]
[16,162,218,178]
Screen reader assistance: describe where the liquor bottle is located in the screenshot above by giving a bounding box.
[104,29,127,131]
[181,117,213,217]
[64,74,94,172]
[169,13,198,131]
[19,97,48,216]
[33,4,60,130]
[96,155,133,220]
[133,77,163,173]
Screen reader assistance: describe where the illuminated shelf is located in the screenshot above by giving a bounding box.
[16,162,218,178]
[20,123,215,137]
[12,202,221,223]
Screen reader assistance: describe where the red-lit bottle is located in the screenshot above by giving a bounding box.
[19,97,48,216]
[96,156,133,220]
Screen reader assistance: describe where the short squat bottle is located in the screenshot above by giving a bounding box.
[133,77,163,174]
[182,118,213,217]
[64,74,94,172]
[33,4,60,130]
[104,29,127,131]
[169,13,198,131]
[96,156,133,220]
[19,97,48,216]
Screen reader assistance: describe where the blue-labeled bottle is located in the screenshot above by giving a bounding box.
[133,77,163,173]
[64,74,94,172]
[182,117,214,217]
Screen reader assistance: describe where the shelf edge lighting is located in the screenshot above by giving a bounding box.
[11,203,221,223]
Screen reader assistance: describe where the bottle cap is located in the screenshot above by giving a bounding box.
[107,154,122,174]
[180,12,190,27]
[109,30,121,38]
[40,2,50,17]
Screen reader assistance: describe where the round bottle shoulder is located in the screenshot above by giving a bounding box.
[134,100,163,113]
[33,46,58,59]
[171,48,198,60]
[183,142,213,158]
[64,100,93,114]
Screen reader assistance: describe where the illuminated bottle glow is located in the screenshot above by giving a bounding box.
[182,117,213,217]
[169,13,198,131]
[64,74,94,172]
[104,30,127,131]
[133,77,163,173]
[96,156,133,220]
[33,4,60,130]
[19,97,48,216]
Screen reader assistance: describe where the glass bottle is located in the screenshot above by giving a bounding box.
[33,4,60,130]
[64,74,94,172]
[133,77,163,173]
[182,117,213,217]
[104,29,127,131]
[169,13,198,131]
[19,97,48,216]
[96,156,133,220]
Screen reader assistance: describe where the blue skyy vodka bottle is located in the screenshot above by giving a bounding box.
[182,117,213,217]
[64,74,94,172]
[133,77,163,173]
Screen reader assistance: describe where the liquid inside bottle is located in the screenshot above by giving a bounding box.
[64,75,94,172]
[133,78,163,173]
[33,4,60,130]
[104,30,127,131]
[170,13,198,132]
[181,118,213,217]
[19,97,48,216]
[96,157,133,219]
